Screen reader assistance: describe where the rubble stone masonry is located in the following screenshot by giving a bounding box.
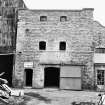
[14,8,105,90]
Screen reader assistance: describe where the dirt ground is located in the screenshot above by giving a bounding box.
[23,88,102,105]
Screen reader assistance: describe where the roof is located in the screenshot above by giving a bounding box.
[19,8,94,12]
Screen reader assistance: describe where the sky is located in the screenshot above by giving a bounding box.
[23,0,105,26]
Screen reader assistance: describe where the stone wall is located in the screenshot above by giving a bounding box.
[15,8,105,89]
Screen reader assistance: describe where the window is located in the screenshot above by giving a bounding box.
[95,48,105,53]
[25,29,29,36]
[40,16,47,21]
[59,41,66,50]
[97,70,104,85]
[25,29,29,32]
[39,41,46,50]
[60,16,67,22]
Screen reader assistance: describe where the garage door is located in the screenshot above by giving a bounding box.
[60,66,81,90]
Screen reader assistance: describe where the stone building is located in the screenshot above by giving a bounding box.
[0,0,26,86]
[14,7,105,91]
[1,0,105,91]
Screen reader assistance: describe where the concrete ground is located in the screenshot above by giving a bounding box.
[23,88,102,105]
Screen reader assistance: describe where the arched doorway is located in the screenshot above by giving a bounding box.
[44,67,60,88]
[25,69,33,87]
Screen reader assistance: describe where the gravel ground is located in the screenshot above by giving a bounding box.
[23,88,102,105]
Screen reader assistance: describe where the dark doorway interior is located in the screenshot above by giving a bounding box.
[0,54,14,86]
[25,69,33,86]
[44,67,60,88]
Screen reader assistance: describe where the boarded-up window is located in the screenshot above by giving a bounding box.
[0,33,2,46]
[39,41,46,50]
[97,70,104,85]
[59,41,66,50]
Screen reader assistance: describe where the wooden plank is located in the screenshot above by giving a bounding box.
[0,7,16,49]
[0,97,9,104]
[60,77,81,90]
[2,7,15,18]
[60,66,81,77]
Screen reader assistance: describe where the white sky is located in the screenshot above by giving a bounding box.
[24,0,105,26]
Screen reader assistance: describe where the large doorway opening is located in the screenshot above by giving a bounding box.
[25,69,33,87]
[0,54,14,86]
[44,67,60,88]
